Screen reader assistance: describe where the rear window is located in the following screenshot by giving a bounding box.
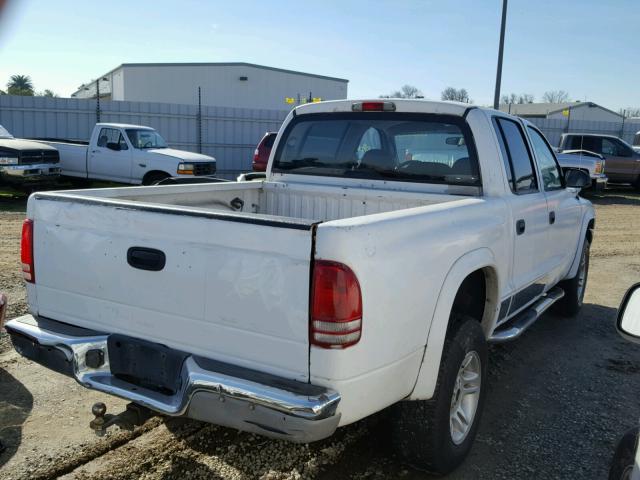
[272,113,480,186]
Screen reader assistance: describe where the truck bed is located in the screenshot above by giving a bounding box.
[51,180,460,223]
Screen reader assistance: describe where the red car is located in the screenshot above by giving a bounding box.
[252,132,277,172]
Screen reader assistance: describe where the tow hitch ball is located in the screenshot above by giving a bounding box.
[89,402,155,436]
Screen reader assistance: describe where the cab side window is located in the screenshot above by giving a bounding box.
[603,138,632,157]
[97,128,128,150]
[527,127,563,190]
[493,117,538,193]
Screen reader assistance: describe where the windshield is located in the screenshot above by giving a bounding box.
[272,113,480,186]
[0,125,14,139]
[125,129,167,149]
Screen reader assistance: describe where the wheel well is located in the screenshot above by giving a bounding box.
[449,267,498,337]
[586,219,595,244]
[142,170,171,184]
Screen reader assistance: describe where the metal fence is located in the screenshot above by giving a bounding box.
[528,117,640,147]
[0,95,289,178]
[1,95,639,178]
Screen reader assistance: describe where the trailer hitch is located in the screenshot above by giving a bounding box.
[89,402,155,436]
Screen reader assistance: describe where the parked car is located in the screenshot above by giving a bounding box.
[4,99,594,475]
[559,133,640,189]
[555,149,607,192]
[609,283,640,480]
[0,124,60,188]
[633,131,640,153]
[252,132,277,172]
[40,124,216,185]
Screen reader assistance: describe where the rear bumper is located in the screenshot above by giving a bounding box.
[5,315,341,443]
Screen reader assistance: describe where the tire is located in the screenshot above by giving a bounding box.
[634,176,640,192]
[609,427,639,480]
[142,171,170,186]
[390,317,488,475]
[554,238,590,317]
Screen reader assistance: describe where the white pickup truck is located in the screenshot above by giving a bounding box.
[4,100,595,474]
[41,123,216,185]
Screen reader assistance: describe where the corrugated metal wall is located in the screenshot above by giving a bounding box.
[1,95,638,178]
[0,95,289,178]
[528,117,640,147]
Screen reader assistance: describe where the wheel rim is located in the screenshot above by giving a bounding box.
[449,351,482,445]
[576,248,588,303]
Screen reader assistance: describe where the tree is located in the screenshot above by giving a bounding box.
[0,89,5,95]
[619,107,640,118]
[7,74,35,96]
[542,90,570,103]
[380,84,423,99]
[501,93,534,104]
[37,89,58,98]
[441,87,471,103]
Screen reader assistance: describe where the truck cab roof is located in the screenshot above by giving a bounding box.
[94,123,155,130]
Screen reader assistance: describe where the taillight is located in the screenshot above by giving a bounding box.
[21,219,35,283]
[595,160,604,174]
[311,260,362,348]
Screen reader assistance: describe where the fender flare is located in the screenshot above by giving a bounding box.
[408,247,499,400]
[566,211,595,279]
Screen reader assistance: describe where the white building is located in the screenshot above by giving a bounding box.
[72,63,349,110]
[499,101,623,122]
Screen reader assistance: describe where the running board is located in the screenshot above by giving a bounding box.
[489,287,565,344]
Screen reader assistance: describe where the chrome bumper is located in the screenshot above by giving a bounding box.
[591,174,607,191]
[0,163,60,180]
[5,315,341,442]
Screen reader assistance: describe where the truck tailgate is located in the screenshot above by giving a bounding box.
[30,196,314,381]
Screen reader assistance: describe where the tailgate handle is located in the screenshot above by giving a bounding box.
[127,247,166,272]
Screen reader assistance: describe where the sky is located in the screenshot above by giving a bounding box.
[0,0,638,111]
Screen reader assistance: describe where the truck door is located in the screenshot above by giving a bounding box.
[88,127,132,182]
[526,126,582,284]
[599,137,640,183]
[492,117,550,315]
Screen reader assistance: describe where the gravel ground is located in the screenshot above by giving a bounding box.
[1,188,640,479]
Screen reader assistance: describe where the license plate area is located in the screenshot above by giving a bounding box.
[107,335,188,395]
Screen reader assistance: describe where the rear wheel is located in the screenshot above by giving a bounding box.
[390,317,487,475]
[554,238,590,317]
[142,171,170,185]
[609,427,639,480]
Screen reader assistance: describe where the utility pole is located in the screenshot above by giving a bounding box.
[493,0,508,110]
[96,79,101,123]
[197,86,202,153]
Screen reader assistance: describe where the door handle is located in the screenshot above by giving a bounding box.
[91,150,98,153]
[516,219,526,235]
[549,211,556,225]
[127,247,166,271]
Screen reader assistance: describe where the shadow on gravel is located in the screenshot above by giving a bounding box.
[0,367,33,468]
[319,301,638,479]
[587,186,640,206]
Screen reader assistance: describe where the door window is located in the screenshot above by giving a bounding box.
[97,128,128,150]
[493,117,538,193]
[603,138,633,157]
[527,127,563,190]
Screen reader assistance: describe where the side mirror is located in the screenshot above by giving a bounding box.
[106,142,121,151]
[564,169,591,189]
[617,284,640,343]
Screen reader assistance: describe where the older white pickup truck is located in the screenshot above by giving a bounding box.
[5,100,595,474]
[41,123,216,185]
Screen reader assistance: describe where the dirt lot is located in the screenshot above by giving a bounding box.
[1,189,640,479]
